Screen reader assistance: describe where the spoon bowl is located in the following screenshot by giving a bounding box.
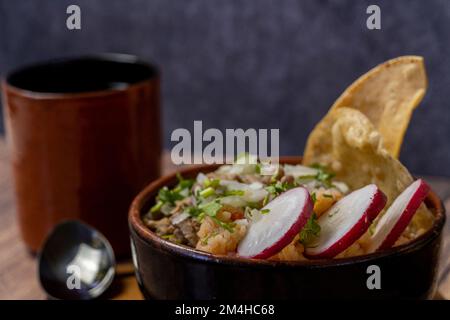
[38,220,116,300]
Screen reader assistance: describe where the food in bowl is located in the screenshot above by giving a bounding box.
[142,56,435,261]
[143,155,432,260]
[130,156,444,299]
[143,157,351,259]
[131,55,445,299]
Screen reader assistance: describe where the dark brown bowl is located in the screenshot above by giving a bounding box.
[129,157,446,299]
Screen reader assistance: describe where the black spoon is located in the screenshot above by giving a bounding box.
[38,220,116,300]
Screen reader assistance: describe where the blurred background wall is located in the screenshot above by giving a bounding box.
[0,0,449,175]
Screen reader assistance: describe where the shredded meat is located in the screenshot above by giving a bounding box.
[174,217,200,246]
[144,217,175,236]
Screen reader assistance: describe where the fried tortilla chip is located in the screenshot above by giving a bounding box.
[304,56,427,160]
[304,108,433,237]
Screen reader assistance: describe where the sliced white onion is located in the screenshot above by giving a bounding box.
[220,196,247,208]
[171,212,190,225]
[249,182,264,190]
[333,181,349,194]
[243,189,268,203]
[284,164,318,178]
[216,165,233,174]
[161,203,174,216]
[235,219,249,226]
[220,180,268,203]
[196,173,208,184]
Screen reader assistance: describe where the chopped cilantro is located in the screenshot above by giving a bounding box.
[174,173,195,191]
[200,231,219,245]
[297,174,317,181]
[157,186,184,204]
[203,177,220,188]
[311,164,335,188]
[369,222,376,236]
[197,212,206,221]
[299,213,321,246]
[262,193,270,206]
[150,200,163,213]
[199,201,222,217]
[260,209,270,215]
[266,185,277,194]
[223,190,245,196]
[246,201,262,209]
[266,180,296,196]
[187,206,202,217]
[152,173,194,210]
[211,216,235,233]
[311,192,317,204]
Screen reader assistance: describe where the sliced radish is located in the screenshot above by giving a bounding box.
[367,179,430,253]
[305,184,386,259]
[237,187,313,259]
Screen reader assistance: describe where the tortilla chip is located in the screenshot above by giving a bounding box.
[304,56,427,160]
[304,108,433,234]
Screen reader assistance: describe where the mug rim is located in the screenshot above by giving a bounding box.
[2,53,159,100]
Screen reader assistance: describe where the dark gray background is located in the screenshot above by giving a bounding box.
[0,0,449,176]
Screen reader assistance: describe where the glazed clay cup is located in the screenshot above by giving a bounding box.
[2,54,161,257]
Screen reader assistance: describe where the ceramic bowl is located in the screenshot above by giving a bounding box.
[129,157,445,299]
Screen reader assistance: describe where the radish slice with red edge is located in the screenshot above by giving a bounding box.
[305,184,386,259]
[237,187,313,259]
[367,179,430,253]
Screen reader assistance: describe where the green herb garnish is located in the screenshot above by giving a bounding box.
[199,200,223,217]
[262,193,270,206]
[200,231,219,245]
[311,164,335,188]
[223,190,245,197]
[311,192,317,204]
[266,180,296,195]
[187,206,202,217]
[369,222,376,236]
[211,216,235,233]
[260,209,270,215]
[299,213,321,246]
[157,186,184,204]
[153,173,195,211]
[150,200,163,213]
[199,187,216,198]
[174,173,195,191]
[203,177,220,189]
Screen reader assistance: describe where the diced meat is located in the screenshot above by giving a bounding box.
[144,217,175,236]
[176,218,200,246]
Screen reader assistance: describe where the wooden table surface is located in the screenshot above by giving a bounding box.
[0,138,449,300]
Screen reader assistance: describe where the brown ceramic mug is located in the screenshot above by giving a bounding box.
[2,54,161,257]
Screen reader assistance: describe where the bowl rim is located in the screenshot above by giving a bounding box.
[129,156,446,268]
